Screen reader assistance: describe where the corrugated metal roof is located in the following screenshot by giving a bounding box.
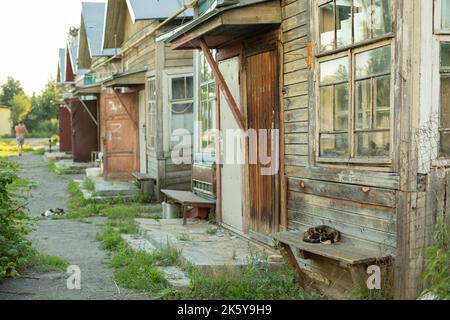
[58,48,67,83]
[126,0,193,21]
[81,2,117,57]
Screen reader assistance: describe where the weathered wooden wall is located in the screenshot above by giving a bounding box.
[281,0,400,294]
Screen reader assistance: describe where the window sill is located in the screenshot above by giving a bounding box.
[316,157,392,166]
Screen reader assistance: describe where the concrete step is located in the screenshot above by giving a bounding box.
[136,218,282,270]
[121,234,190,291]
[75,178,140,202]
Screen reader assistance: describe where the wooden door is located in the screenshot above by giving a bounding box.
[246,49,279,235]
[219,56,244,233]
[101,93,139,180]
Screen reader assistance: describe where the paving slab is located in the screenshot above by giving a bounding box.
[136,218,279,268]
[75,177,140,202]
[55,160,93,174]
[45,152,72,161]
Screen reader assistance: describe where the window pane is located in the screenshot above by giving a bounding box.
[320,133,349,157]
[148,79,156,101]
[320,56,349,84]
[201,85,208,101]
[355,79,372,129]
[442,0,450,30]
[440,131,450,156]
[186,76,194,99]
[354,0,371,43]
[336,0,352,48]
[320,86,334,131]
[172,77,186,100]
[171,103,194,145]
[373,0,392,37]
[208,83,216,99]
[356,131,390,157]
[441,42,450,70]
[335,83,349,130]
[356,45,391,78]
[441,77,450,128]
[375,76,390,129]
[319,2,335,52]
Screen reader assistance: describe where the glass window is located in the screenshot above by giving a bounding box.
[318,45,392,160]
[320,0,392,52]
[170,76,194,150]
[440,43,450,156]
[147,78,156,148]
[441,0,450,31]
[198,51,216,153]
[319,57,350,157]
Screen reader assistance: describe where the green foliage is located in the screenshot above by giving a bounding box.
[179,254,307,300]
[96,227,125,251]
[18,248,68,273]
[0,77,24,109]
[10,93,31,125]
[83,178,96,192]
[0,158,33,279]
[24,80,61,136]
[111,246,168,293]
[422,213,450,300]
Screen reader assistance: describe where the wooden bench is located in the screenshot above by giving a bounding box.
[132,172,156,195]
[161,189,216,225]
[273,230,392,284]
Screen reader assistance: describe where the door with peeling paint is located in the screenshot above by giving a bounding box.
[101,93,139,180]
[219,56,244,233]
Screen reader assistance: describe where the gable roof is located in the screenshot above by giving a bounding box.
[57,48,67,84]
[67,34,79,75]
[102,0,193,49]
[81,2,117,57]
[126,0,193,22]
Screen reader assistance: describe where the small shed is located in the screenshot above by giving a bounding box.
[94,0,194,184]
[56,48,73,153]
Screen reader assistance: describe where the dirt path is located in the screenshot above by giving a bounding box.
[0,154,149,300]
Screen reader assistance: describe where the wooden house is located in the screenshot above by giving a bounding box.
[86,0,195,186]
[56,48,73,153]
[165,0,445,299]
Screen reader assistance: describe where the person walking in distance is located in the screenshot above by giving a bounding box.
[15,121,27,156]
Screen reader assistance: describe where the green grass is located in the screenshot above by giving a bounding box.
[82,178,96,192]
[32,148,45,155]
[48,162,73,175]
[96,226,180,296]
[176,233,191,242]
[206,227,219,236]
[18,248,68,274]
[0,140,34,157]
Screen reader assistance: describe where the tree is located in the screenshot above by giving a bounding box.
[25,78,61,133]
[10,93,31,127]
[0,77,25,108]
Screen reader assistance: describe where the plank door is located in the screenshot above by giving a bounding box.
[219,56,244,233]
[138,90,147,174]
[101,93,139,180]
[246,49,279,235]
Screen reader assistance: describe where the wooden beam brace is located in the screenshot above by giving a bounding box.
[75,97,98,127]
[112,90,139,130]
[199,39,245,130]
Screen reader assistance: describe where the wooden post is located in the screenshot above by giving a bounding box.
[199,39,246,130]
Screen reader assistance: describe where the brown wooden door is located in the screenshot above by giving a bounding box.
[101,93,139,180]
[246,49,279,235]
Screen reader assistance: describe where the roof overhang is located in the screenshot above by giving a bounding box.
[74,84,102,95]
[102,69,147,87]
[167,0,281,50]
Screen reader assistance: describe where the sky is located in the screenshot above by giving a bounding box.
[0,0,104,95]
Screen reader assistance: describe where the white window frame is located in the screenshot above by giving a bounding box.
[147,76,157,151]
[194,50,217,165]
[434,0,450,34]
[162,67,194,155]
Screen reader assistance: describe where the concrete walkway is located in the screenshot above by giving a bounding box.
[0,154,149,300]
